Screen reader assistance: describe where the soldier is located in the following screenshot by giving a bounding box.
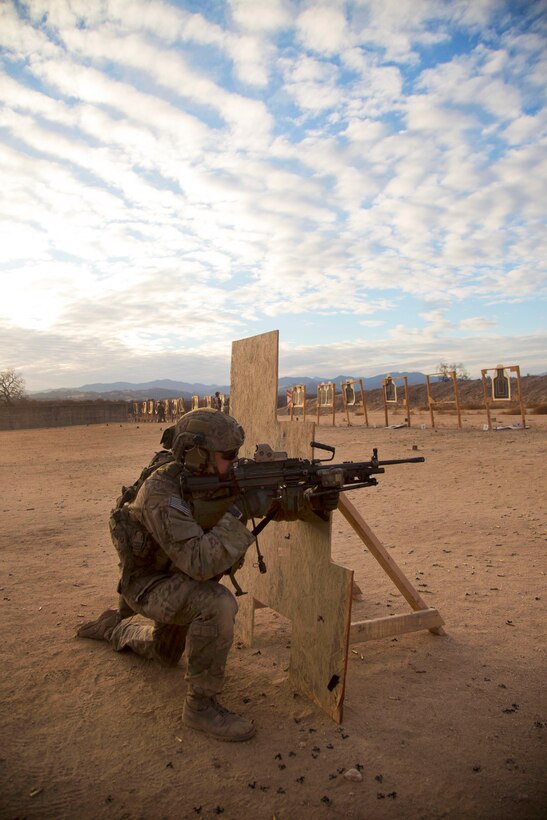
[77,409,339,742]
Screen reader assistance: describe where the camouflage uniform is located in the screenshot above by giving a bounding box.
[109,459,254,697]
[78,409,339,740]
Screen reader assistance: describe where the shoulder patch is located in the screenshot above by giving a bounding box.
[169,496,192,515]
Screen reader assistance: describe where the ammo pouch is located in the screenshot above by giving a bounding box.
[109,505,150,593]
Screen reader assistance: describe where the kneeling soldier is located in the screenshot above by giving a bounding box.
[77,408,338,741]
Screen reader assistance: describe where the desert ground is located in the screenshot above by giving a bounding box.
[0,409,545,819]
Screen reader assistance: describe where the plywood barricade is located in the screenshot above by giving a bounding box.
[481,365,526,430]
[289,384,306,421]
[131,398,186,423]
[316,382,336,426]
[340,378,369,427]
[229,333,350,721]
[168,398,185,420]
[133,401,153,422]
[383,375,411,427]
[426,371,462,430]
[228,331,445,723]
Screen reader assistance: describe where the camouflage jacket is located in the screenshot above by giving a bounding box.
[122,461,254,600]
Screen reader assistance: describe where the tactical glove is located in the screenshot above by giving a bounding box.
[233,488,277,520]
[306,487,340,519]
[274,487,340,521]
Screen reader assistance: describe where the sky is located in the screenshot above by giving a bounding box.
[1,0,546,391]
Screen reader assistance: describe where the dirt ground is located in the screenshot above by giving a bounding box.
[0,410,545,819]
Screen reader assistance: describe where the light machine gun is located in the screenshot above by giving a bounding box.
[181,442,425,594]
[183,440,425,508]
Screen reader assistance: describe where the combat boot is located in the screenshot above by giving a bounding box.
[182,694,256,742]
[76,609,120,641]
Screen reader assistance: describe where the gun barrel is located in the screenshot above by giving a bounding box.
[377,456,425,465]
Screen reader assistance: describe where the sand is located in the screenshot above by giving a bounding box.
[0,412,545,819]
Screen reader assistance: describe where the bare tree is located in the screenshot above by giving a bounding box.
[455,363,470,381]
[437,362,470,381]
[437,361,451,382]
[0,369,26,405]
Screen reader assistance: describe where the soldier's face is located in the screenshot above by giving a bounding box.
[211,451,238,478]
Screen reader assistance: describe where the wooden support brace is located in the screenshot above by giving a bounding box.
[350,608,444,644]
[339,495,446,636]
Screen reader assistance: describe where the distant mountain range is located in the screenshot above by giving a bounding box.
[29,379,231,402]
[29,372,429,401]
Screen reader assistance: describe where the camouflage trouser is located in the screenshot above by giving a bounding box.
[110,574,238,697]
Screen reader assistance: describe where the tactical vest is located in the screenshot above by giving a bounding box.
[110,451,236,592]
[110,450,176,592]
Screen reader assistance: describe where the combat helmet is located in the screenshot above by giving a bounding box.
[171,408,244,471]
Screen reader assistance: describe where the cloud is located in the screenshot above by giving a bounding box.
[0,1,54,56]
[55,23,274,144]
[278,330,547,381]
[280,54,343,113]
[229,0,293,33]
[460,317,497,331]
[502,113,546,145]
[417,53,522,121]
[347,0,455,64]
[296,3,348,56]
[0,323,236,391]
[0,0,545,389]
